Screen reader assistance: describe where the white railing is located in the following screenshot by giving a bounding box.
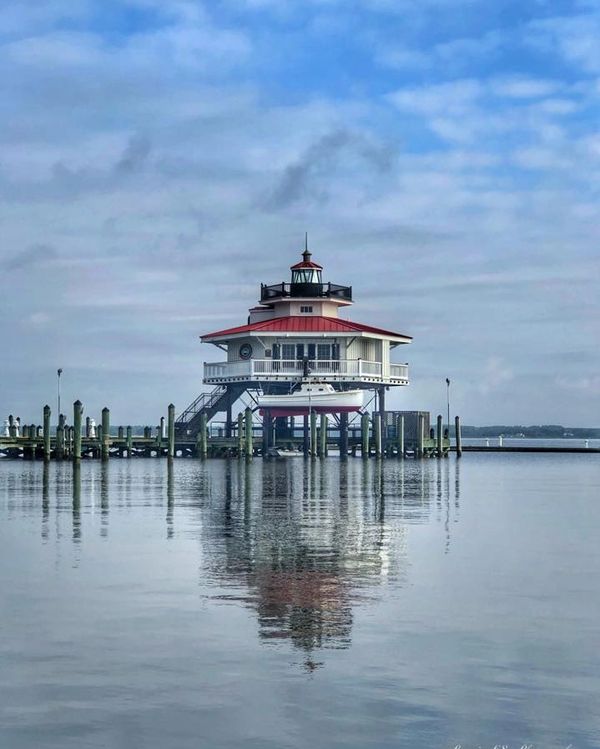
[204,359,409,382]
[390,363,409,380]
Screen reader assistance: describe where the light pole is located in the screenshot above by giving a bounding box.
[446,378,450,431]
[57,368,63,418]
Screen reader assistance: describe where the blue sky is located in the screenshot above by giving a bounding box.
[1,0,599,425]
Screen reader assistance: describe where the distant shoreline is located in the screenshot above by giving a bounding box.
[458,426,600,439]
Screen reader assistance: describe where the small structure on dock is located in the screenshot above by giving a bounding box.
[175,244,412,438]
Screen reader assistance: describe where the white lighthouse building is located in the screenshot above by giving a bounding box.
[176,247,411,437]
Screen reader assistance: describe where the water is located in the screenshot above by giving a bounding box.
[1,456,599,749]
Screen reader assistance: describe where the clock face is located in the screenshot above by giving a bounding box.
[239,343,253,360]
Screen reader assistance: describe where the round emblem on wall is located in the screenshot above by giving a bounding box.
[239,343,253,360]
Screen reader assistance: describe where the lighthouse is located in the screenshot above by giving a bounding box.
[175,245,412,437]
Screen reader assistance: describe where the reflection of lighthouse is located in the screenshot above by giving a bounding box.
[201,459,446,667]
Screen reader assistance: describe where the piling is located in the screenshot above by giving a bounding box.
[436,414,443,457]
[73,400,83,462]
[310,411,317,457]
[263,410,271,455]
[339,413,349,459]
[199,412,208,458]
[244,407,253,459]
[160,416,165,439]
[56,414,65,460]
[101,407,110,461]
[118,426,124,440]
[237,412,244,456]
[397,414,404,458]
[417,413,424,458]
[86,416,91,438]
[374,412,382,458]
[361,412,369,457]
[126,426,133,456]
[319,414,327,457]
[455,415,462,458]
[43,405,51,462]
[8,415,15,438]
[167,404,175,459]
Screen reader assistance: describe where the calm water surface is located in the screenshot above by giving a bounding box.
[1,455,599,749]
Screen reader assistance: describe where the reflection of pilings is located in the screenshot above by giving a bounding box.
[72,462,81,543]
[42,462,50,540]
[166,459,174,539]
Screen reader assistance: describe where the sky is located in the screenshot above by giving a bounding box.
[1,0,599,426]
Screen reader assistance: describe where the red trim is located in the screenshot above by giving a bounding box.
[202,315,412,340]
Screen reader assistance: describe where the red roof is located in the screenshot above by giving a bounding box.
[202,316,411,341]
[290,260,323,270]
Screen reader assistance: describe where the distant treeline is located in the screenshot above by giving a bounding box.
[458,425,600,438]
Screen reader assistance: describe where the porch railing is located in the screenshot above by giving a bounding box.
[204,359,409,382]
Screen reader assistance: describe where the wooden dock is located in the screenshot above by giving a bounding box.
[1,404,454,460]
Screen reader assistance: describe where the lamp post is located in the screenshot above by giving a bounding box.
[57,368,63,418]
[446,378,450,431]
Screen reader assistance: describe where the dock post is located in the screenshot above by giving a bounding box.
[397,414,404,458]
[244,407,253,459]
[86,416,91,438]
[310,411,317,457]
[374,412,382,458]
[455,415,462,458]
[436,414,443,457]
[417,414,424,458]
[118,426,124,440]
[199,412,208,458]
[167,404,175,459]
[126,426,133,457]
[262,410,271,455]
[43,405,51,462]
[8,415,15,438]
[56,414,65,460]
[361,412,370,457]
[303,415,309,457]
[73,400,83,462]
[160,416,165,440]
[237,412,244,456]
[319,413,327,457]
[101,407,110,461]
[339,412,349,459]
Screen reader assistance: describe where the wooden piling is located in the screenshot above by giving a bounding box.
[237,412,244,456]
[310,411,317,457]
[374,412,382,458]
[455,415,462,458]
[126,426,133,456]
[200,412,208,458]
[118,426,124,439]
[397,414,404,458]
[160,416,165,440]
[56,414,65,460]
[319,413,327,457]
[101,407,110,461]
[167,404,175,459]
[417,413,424,458]
[339,412,349,459]
[85,416,91,438]
[244,407,253,459]
[361,412,370,457]
[303,415,309,457]
[73,400,83,462]
[43,405,51,462]
[436,414,443,457]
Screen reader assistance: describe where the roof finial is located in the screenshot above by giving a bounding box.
[302,232,311,263]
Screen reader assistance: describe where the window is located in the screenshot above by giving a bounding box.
[282,344,295,360]
[300,305,313,313]
[317,343,331,360]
